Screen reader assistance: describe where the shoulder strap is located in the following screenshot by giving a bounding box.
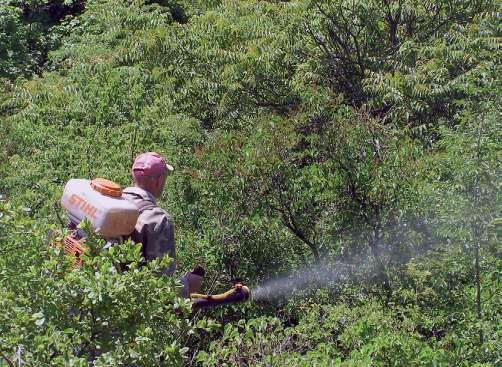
[135,201,157,215]
[129,201,157,262]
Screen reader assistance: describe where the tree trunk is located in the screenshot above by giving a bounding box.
[369,224,392,297]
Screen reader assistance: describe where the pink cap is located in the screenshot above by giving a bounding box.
[132,152,174,178]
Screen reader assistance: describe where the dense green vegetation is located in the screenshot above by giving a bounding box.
[1,0,500,365]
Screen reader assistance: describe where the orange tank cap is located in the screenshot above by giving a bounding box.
[90,178,122,197]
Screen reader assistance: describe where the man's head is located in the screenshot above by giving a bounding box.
[132,152,174,198]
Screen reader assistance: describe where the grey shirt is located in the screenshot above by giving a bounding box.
[122,186,175,275]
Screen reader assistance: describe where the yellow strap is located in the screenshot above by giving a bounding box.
[189,293,210,300]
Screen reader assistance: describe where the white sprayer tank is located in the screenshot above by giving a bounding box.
[61,178,139,238]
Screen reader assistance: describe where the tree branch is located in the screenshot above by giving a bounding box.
[0,351,14,367]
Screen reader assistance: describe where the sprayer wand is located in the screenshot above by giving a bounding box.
[190,282,251,311]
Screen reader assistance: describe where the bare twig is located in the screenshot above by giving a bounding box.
[473,115,485,344]
[0,351,14,367]
[53,202,66,230]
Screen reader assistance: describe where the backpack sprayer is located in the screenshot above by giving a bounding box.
[59,178,139,265]
[56,178,251,310]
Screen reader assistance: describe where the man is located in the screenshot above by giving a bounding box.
[122,152,176,275]
[123,152,203,296]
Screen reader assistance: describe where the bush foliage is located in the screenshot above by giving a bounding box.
[0,0,500,365]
